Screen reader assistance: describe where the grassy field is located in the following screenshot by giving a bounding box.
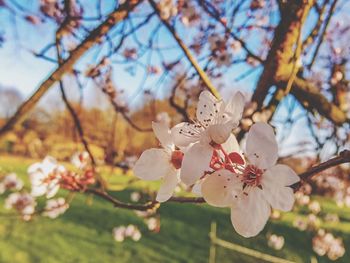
[0,155,350,263]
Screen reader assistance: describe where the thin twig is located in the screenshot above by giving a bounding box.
[291,149,350,190]
[55,5,105,188]
[86,188,159,211]
[307,0,338,70]
[148,0,220,99]
[83,150,350,210]
[197,0,264,64]
[0,0,142,139]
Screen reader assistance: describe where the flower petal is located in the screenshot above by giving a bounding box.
[196,90,222,126]
[207,123,233,144]
[41,156,59,175]
[261,164,300,211]
[262,184,295,212]
[152,121,174,151]
[156,169,179,202]
[29,171,46,186]
[31,184,48,197]
[180,142,213,185]
[263,164,300,186]
[220,91,245,127]
[246,122,278,169]
[221,134,241,154]
[46,181,60,199]
[192,179,203,196]
[201,169,241,207]
[230,188,270,237]
[28,162,42,174]
[171,122,202,147]
[133,148,170,181]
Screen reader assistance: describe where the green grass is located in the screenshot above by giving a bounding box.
[0,155,350,263]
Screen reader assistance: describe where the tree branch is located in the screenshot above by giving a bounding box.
[197,0,264,64]
[291,149,350,189]
[307,0,338,70]
[302,0,330,50]
[86,188,159,211]
[290,77,349,125]
[83,150,350,210]
[0,0,142,139]
[251,0,315,108]
[148,0,220,99]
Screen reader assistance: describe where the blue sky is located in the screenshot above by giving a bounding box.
[1,0,348,158]
[0,0,265,101]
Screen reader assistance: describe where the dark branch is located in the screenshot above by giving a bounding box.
[84,150,350,210]
[291,149,350,190]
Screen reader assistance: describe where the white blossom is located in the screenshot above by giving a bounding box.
[0,173,23,194]
[293,217,307,231]
[134,122,182,202]
[43,198,69,219]
[113,224,142,242]
[180,2,198,26]
[308,200,321,214]
[313,231,345,260]
[267,234,285,250]
[5,192,36,220]
[130,191,141,202]
[113,226,126,242]
[201,123,299,237]
[131,229,142,241]
[295,191,310,206]
[28,156,65,198]
[171,90,245,186]
[146,217,158,231]
[71,151,90,169]
[158,0,177,20]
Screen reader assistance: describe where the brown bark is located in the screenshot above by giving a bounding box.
[251,0,315,108]
[291,77,349,125]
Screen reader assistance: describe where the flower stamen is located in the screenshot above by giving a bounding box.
[171,150,184,169]
[242,164,263,188]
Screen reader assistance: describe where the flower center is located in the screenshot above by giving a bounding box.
[171,150,184,169]
[242,164,263,187]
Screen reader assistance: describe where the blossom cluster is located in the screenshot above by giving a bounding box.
[311,169,350,208]
[39,0,83,32]
[132,200,161,233]
[0,173,23,194]
[2,152,94,220]
[112,213,159,243]
[292,186,346,260]
[5,192,36,221]
[134,90,300,237]
[312,230,345,261]
[113,225,142,242]
[157,0,199,26]
[28,155,95,196]
[267,233,284,250]
[208,34,242,67]
[0,172,34,221]
[85,58,127,110]
[43,197,69,219]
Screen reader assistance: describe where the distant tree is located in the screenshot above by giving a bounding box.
[0,85,23,118]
